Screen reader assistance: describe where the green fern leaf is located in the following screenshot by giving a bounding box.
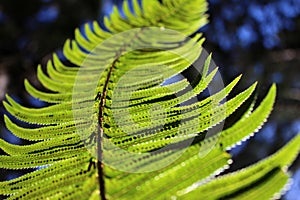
[0,0,299,200]
[180,133,300,199]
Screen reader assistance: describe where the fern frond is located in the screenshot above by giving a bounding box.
[0,0,299,200]
[180,133,300,199]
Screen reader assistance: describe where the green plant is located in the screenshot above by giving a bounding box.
[0,0,299,199]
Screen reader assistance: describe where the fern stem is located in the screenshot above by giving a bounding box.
[96,28,147,199]
[97,49,121,199]
[97,126,106,200]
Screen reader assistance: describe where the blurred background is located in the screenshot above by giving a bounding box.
[0,0,299,199]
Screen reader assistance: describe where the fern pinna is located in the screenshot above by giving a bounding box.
[0,0,299,199]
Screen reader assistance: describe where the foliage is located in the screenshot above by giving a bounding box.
[0,0,299,199]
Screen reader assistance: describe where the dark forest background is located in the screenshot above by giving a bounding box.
[0,0,299,199]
